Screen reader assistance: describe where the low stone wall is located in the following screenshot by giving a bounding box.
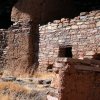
[39,10,100,71]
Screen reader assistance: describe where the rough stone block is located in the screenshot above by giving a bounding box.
[71,25,78,29]
[96,21,100,27]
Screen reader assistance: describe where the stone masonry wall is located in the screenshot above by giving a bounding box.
[0,30,7,71]
[39,10,100,71]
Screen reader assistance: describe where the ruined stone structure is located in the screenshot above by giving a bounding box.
[0,0,99,74]
[0,0,100,100]
[0,0,75,75]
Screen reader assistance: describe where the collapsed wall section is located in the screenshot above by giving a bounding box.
[39,11,100,71]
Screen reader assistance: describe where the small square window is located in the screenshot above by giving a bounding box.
[58,46,72,58]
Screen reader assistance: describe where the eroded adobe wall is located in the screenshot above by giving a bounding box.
[39,11,100,71]
[58,59,100,100]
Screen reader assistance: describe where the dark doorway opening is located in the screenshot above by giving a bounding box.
[58,46,72,58]
[93,53,100,60]
[0,0,18,29]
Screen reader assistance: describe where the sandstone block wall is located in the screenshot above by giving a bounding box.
[39,10,100,71]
